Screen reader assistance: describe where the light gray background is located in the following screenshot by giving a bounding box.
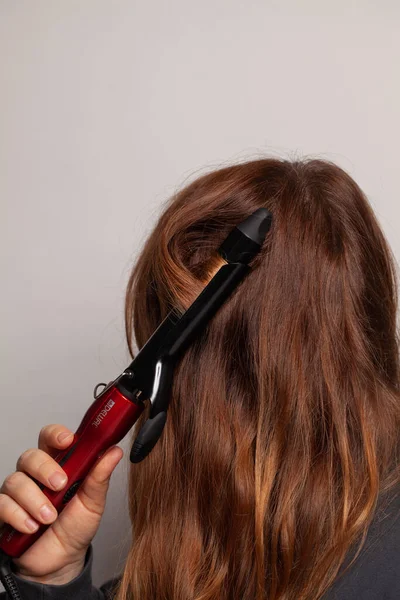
[1,0,399,589]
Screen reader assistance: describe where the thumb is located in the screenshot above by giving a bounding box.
[76,446,124,516]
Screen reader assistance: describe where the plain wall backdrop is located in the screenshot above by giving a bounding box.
[1,0,399,589]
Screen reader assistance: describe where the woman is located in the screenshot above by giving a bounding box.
[1,157,400,600]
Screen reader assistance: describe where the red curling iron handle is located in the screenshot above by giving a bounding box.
[0,385,145,558]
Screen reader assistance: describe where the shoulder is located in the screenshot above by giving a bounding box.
[324,484,400,599]
[100,576,122,599]
[96,492,400,600]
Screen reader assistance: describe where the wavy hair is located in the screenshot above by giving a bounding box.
[114,158,400,600]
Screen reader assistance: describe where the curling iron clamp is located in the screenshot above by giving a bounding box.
[0,207,272,560]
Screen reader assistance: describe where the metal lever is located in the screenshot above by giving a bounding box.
[130,357,173,463]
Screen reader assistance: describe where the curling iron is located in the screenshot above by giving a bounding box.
[0,207,272,598]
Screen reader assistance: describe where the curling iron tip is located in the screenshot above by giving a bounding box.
[237,208,273,246]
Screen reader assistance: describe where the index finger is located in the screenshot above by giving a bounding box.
[38,424,75,456]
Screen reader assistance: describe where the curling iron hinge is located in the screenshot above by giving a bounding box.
[93,369,135,399]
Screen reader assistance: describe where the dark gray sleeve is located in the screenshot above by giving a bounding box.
[0,545,120,600]
[323,487,400,599]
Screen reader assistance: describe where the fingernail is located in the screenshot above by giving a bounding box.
[58,432,73,443]
[49,472,68,490]
[40,504,57,522]
[25,517,39,532]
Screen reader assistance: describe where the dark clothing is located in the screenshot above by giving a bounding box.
[1,545,117,599]
[1,488,400,599]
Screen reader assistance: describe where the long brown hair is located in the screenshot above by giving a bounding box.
[114,158,400,600]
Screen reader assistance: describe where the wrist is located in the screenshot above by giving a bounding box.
[14,555,86,586]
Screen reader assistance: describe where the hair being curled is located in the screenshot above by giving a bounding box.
[114,158,400,600]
